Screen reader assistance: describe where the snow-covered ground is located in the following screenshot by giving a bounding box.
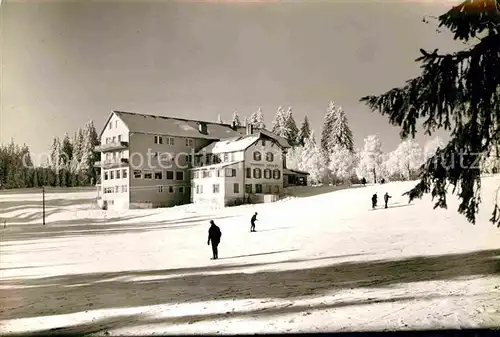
[0,178,499,335]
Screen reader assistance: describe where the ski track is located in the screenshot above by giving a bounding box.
[0,178,500,334]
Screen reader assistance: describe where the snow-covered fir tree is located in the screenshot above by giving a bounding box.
[300,132,324,185]
[298,115,311,146]
[248,107,265,129]
[331,106,354,153]
[50,137,62,174]
[385,139,423,181]
[231,111,242,127]
[320,101,338,163]
[328,145,356,184]
[79,121,99,185]
[271,106,288,138]
[356,135,384,183]
[61,133,73,167]
[423,136,446,163]
[284,107,299,147]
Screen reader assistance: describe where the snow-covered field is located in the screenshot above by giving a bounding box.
[0,178,499,335]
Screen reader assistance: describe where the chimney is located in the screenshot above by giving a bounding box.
[246,123,254,135]
[198,122,207,134]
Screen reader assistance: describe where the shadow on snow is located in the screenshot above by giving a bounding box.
[0,249,498,321]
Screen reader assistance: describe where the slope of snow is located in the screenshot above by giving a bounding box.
[0,177,499,334]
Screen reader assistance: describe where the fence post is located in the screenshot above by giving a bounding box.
[42,186,46,225]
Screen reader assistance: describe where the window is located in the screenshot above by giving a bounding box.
[202,170,211,178]
[176,171,184,181]
[133,170,142,179]
[205,154,212,165]
[246,167,251,178]
[165,171,174,180]
[110,171,114,179]
[223,153,229,162]
[144,171,153,179]
[275,185,280,194]
[115,186,120,193]
[122,185,128,193]
[157,186,164,193]
[166,137,174,145]
[169,186,174,193]
[273,169,281,180]
[123,169,128,179]
[154,172,162,179]
[255,184,263,194]
[253,168,262,179]
[186,138,194,147]
[264,169,272,179]
[261,140,266,147]
[267,185,272,194]
[266,152,274,162]
[245,184,252,194]
[179,186,184,193]
[112,136,116,143]
[154,135,163,144]
[192,171,198,179]
[225,168,236,177]
[196,185,204,194]
[104,171,109,180]
[118,135,122,142]
[115,120,118,128]
[233,183,239,193]
[217,169,222,177]
[213,184,220,193]
[109,122,112,130]
[253,151,262,161]
[116,170,121,179]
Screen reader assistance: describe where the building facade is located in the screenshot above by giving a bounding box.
[190,125,286,207]
[95,111,294,210]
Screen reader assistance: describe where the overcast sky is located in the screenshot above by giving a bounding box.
[1,0,463,161]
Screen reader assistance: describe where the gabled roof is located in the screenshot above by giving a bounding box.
[198,134,260,154]
[190,160,244,171]
[100,111,245,140]
[284,168,310,175]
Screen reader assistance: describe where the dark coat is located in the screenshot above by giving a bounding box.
[208,224,221,244]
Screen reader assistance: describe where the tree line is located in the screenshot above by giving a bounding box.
[0,121,99,189]
[221,101,500,186]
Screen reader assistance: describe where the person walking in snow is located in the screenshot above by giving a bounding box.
[371,193,378,209]
[361,177,367,186]
[250,212,258,232]
[384,192,392,209]
[207,220,222,260]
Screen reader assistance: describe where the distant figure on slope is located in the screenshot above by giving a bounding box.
[207,220,222,260]
[371,193,378,209]
[380,178,386,184]
[361,177,367,186]
[384,192,392,209]
[250,212,258,232]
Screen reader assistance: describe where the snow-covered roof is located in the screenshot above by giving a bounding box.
[100,111,245,140]
[190,160,244,171]
[198,135,260,154]
[284,168,310,175]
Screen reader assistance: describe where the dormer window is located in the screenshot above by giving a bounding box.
[266,152,274,162]
[253,151,261,161]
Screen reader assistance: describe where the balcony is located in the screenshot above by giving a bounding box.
[95,141,129,152]
[95,158,129,169]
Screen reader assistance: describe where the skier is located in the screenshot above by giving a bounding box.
[250,212,258,232]
[207,220,222,260]
[384,192,392,208]
[371,193,378,209]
